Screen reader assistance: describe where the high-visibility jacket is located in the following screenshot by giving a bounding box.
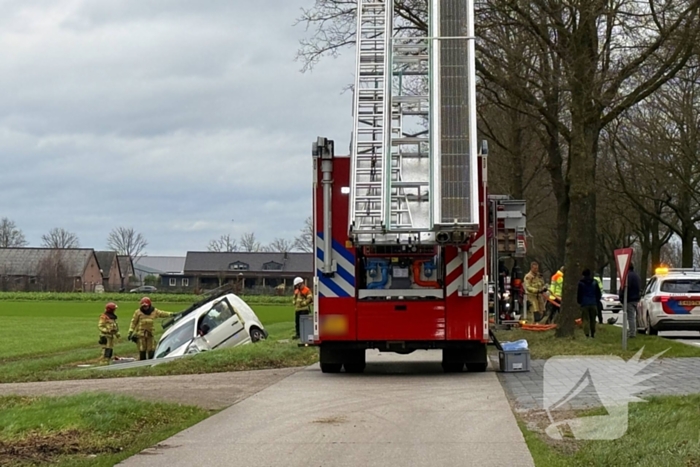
[594,276,603,293]
[293,286,312,312]
[129,307,174,337]
[550,270,564,299]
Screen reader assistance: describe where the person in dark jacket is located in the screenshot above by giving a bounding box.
[577,269,602,338]
[619,264,641,338]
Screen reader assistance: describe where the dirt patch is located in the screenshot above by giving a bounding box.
[0,430,121,466]
[517,408,587,456]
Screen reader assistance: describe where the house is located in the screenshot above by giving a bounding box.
[161,251,313,293]
[133,256,186,284]
[0,248,103,292]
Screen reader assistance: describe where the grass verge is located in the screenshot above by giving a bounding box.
[493,323,700,359]
[0,322,317,383]
[0,393,210,467]
[518,394,700,466]
[0,301,314,383]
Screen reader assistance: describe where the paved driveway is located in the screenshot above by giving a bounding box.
[118,350,535,467]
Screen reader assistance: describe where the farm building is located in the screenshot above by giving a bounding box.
[0,248,103,292]
[159,251,313,294]
[95,251,137,292]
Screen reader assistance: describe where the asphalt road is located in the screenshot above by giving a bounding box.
[118,350,535,467]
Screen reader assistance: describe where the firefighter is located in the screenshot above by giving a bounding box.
[98,302,120,364]
[549,266,565,304]
[523,261,546,322]
[594,273,604,324]
[128,297,175,360]
[292,277,312,339]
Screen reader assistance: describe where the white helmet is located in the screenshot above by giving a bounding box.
[293,277,304,286]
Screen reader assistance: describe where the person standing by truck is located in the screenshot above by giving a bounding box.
[128,297,176,360]
[98,302,120,364]
[292,277,312,339]
[523,261,546,322]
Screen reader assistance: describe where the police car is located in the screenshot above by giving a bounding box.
[637,267,700,335]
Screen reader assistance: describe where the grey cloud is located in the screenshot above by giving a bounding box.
[1,0,354,254]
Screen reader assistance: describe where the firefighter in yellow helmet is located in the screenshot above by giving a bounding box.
[523,261,546,322]
[98,302,120,364]
[128,297,175,360]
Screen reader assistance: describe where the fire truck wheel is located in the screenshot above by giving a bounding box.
[320,363,342,373]
[466,362,488,372]
[441,361,465,373]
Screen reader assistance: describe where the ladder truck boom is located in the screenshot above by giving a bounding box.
[310,0,525,373]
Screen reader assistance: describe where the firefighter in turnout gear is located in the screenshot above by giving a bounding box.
[128,297,175,360]
[98,302,120,363]
[523,261,546,322]
[292,277,312,339]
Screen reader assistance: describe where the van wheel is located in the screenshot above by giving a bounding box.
[250,327,265,342]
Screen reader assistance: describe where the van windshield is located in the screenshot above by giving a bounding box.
[660,279,700,294]
[155,320,195,358]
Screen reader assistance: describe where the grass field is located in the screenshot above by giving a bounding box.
[0,301,315,383]
[520,394,700,466]
[0,394,210,467]
[493,323,700,359]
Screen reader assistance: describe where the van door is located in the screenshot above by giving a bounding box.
[197,298,246,350]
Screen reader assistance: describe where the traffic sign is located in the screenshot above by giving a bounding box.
[614,248,634,287]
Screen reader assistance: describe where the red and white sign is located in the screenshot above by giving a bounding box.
[614,248,634,286]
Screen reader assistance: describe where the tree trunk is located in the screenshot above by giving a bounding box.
[681,226,695,267]
[544,123,568,267]
[509,107,525,199]
[639,244,650,286]
[557,120,599,338]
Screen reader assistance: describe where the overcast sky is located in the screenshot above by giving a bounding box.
[0,0,354,255]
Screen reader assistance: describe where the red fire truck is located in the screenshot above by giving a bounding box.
[307,0,525,373]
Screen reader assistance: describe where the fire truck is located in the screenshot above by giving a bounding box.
[308,0,525,373]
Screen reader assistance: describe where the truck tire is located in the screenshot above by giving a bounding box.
[320,363,342,373]
[343,349,366,373]
[466,362,488,372]
[442,349,465,373]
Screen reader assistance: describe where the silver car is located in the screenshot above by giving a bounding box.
[155,293,267,359]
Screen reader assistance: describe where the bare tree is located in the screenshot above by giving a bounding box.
[0,217,28,248]
[267,238,295,253]
[239,232,262,252]
[293,217,314,253]
[41,228,80,249]
[107,227,148,258]
[37,250,73,292]
[208,234,239,252]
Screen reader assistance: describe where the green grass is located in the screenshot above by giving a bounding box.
[493,323,700,360]
[0,301,312,383]
[0,394,210,467]
[519,394,700,466]
[0,291,292,305]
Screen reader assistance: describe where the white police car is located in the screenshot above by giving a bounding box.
[636,267,700,335]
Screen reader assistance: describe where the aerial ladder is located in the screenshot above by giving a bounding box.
[309,0,526,373]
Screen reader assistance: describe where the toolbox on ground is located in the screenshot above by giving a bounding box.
[498,349,530,372]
